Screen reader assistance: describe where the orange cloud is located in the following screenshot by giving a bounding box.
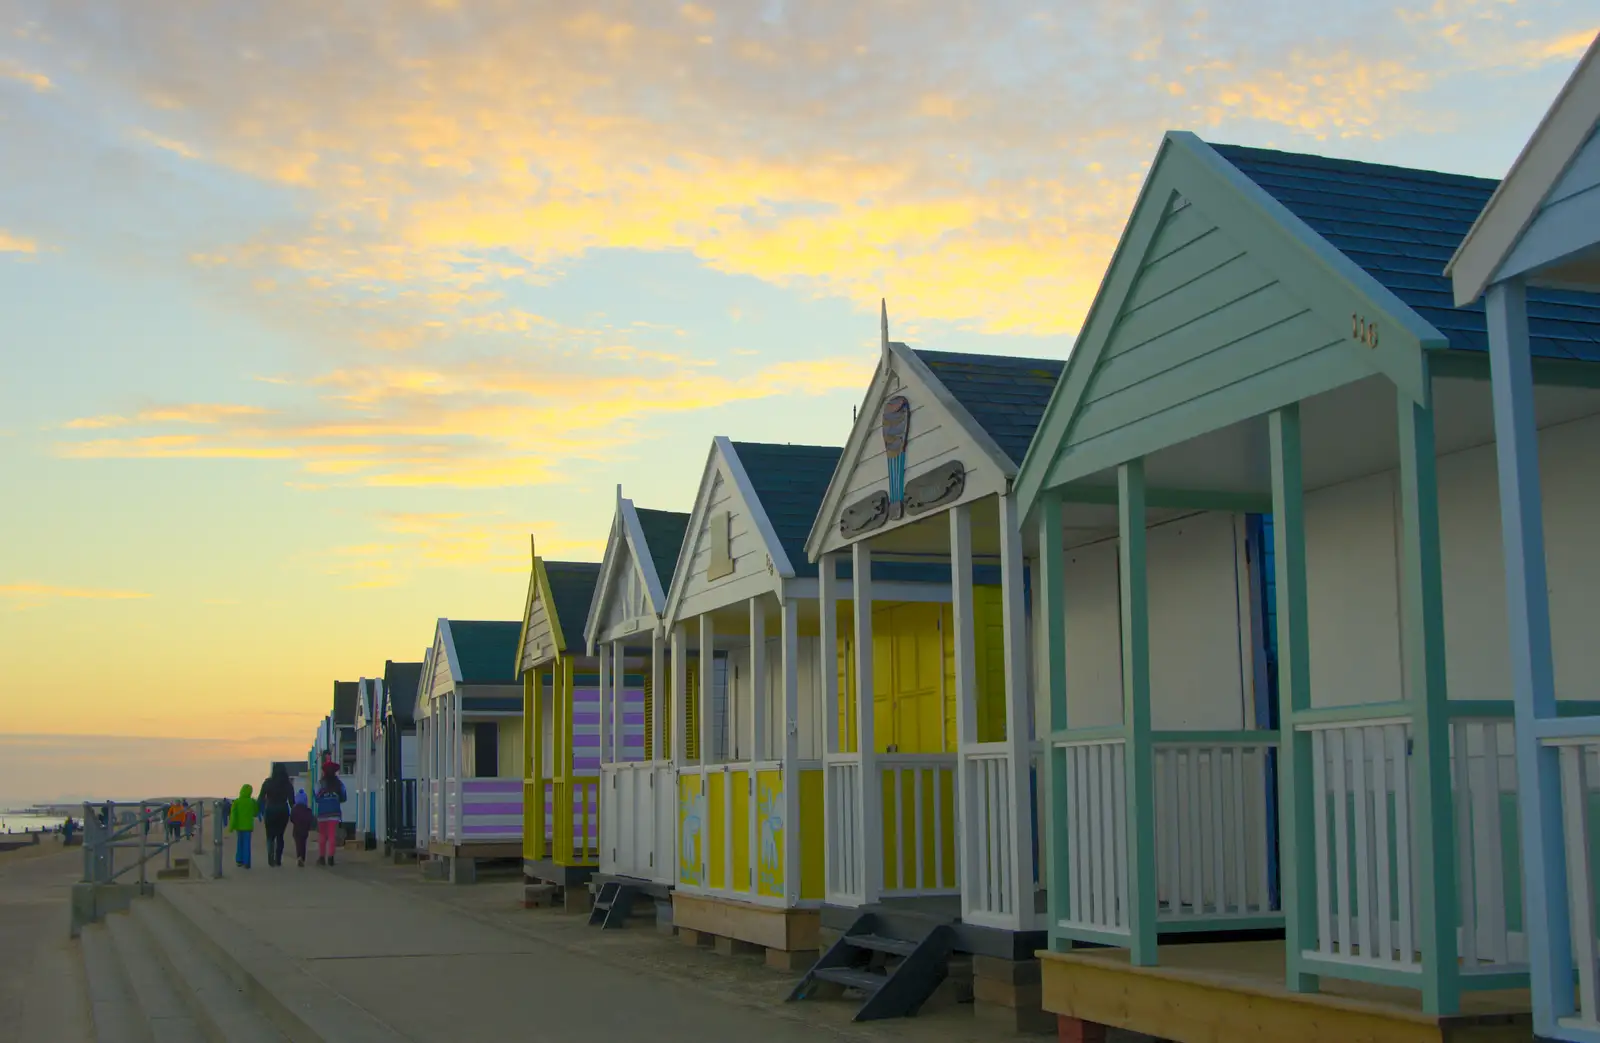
[2,583,151,609]
[0,229,38,254]
[0,59,51,92]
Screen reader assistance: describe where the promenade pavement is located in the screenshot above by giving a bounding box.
[0,844,93,1043]
[180,829,1059,1043]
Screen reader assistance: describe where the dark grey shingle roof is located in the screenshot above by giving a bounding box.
[1210,142,1600,362]
[910,349,1066,466]
[728,442,844,579]
[635,508,691,597]
[446,621,523,685]
[383,660,423,725]
[543,561,603,653]
[332,681,358,725]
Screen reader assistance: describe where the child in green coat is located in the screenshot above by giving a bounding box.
[228,783,258,869]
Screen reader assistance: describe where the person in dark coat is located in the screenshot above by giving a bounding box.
[258,763,295,868]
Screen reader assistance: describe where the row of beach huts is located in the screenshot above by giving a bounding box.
[288,43,1600,1043]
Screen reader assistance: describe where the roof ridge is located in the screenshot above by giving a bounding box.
[1207,140,1497,188]
[911,347,1067,368]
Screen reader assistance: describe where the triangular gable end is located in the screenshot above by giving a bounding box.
[518,556,566,672]
[424,620,459,708]
[584,494,666,652]
[1016,131,1447,516]
[413,646,436,723]
[804,341,1017,561]
[664,437,787,629]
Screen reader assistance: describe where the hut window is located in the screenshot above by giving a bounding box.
[474,721,499,778]
[708,510,734,580]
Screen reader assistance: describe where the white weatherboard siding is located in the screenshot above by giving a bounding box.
[814,354,1008,558]
[596,536,655,643]
[429,630,454,699]
[1058,512,1252,731]
[400,734,417,779]
[1305,408,1600,708]
[522,583,561,671]
[675,452,776,620]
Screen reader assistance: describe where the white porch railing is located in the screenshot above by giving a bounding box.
[1452,718,1519,970]
[1154,736,1279,923]
[1058,737,1131,936]
[601,760,675,884]
[825,754,863,903]
[1550,736,1600,1032]
[962,743,1024,924]
[880,753,959,898]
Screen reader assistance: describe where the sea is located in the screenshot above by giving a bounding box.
[0,812,69,834]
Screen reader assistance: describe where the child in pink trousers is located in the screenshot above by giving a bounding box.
[311,760,347,866]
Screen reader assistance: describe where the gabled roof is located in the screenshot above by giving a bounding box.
[445,620,523,685]
[383,660,423,726]
[728,442,842,580]
[332,681,358,726]
[1215,143,1600,362]
[910,349,1065,466]
[636,508,691,595]
[1448,33,1600,304]
[545,562,602,645]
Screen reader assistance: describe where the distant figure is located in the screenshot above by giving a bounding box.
[259,764,294,868]
[166,800,184,843]
[62,817,76,844]
[220,796,232,823]
[313,760,346,867]
[290,791,316,868]
[184,802,196,839]
[228,784,258,869]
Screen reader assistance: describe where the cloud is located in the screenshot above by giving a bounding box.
[1,583,151,609]
[312,510,603,589]
[0,229,38,254]
[0,734,307,805]
[56,350,876,488]
[0,58,51,92]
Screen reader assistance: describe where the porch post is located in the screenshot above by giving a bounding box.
[612,639,626,765]
[452,688,464,845]
[651,629,665,765]
[1485,278,1571,1034]
[852,540,883,903]
[749,596,767,895]
[1270,404,1319,994]
[599,642,613,770]
[780,597,802,903]
[1117,459,1158,966]
[950,502,979,921]
[699,612,715,887]
[1037,490,1070,952]
[819,551,842,900]
[525,668,540,859]
[998,491,1035,929]
[1396,370,1461,1016]
[671,625,688,763]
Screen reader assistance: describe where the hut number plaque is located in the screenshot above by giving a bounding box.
[1351,313,1379,349]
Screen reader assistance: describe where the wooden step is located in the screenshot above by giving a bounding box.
[813,966,888,993]
[843,933,918,957]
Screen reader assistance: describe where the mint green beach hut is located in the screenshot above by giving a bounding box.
[1016,131,1600,1041]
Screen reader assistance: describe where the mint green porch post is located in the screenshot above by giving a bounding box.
[1270,404,1320,995]
[1038,490,1070,953]
[1396,371,1461,1016]
[1118,460,1158,965]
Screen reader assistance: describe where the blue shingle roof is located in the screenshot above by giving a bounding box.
[635,508,691,597]
[1209,143,1600,362]
[542,562,603,652]
[911,350,1067,465]
[447,620,523,685]
[332,681,358,725]
[728,442,843,579]
[382,660,423,726]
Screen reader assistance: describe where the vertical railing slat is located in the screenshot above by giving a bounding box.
[1113,742,1129,931]
[1392,724,1415,967]
[1312,728,1332,956]
[1480,722,1508,965]
[1560,744,1600,1024]
[1454,720,1480,968]
[1372,726,1394,964]
[1351,727,1374,961]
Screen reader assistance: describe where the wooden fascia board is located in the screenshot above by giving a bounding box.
[803,358,893,563]
[537,557,567,656]
[1059,484,1274,514]
[662,439,725,630]
[515,559,539,676]
[1429,348,1600,389]
[719,436,795,579]
[1014,133,1186,520]
[1448,33,1600,305]
[621,497,667,612]
[582,504,627,655]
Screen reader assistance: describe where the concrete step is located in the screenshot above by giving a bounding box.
[80,920,150,1043]
[129,899,289,1043]
[104,911,206,1043]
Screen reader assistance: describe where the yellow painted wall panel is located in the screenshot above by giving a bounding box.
[756,770,784,898]
[677,774,704,886]
[731,769,751,894]
[707,771,727,890]
[799,769,825,901]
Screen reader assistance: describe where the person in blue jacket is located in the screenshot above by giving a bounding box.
[313,761,347,866]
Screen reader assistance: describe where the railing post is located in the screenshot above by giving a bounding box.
[139,801,148,889]
[950,502,979,922]
[999,491,1035,929]
[213,800,224,878]
[1118,460,1158,966]
[1037,490,1070,952]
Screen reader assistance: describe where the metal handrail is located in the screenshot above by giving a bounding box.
[79,798,227,886]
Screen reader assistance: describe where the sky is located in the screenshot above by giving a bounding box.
[0,0,1594,804]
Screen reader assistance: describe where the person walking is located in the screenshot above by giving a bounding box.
[165,800,184,843]
[258,763,294,868]
[228,783,258,869]
[184,802,197,839]
[313,760,346,866]
[290,791,316,867]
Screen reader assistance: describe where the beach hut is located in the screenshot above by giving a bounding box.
[515,546,614,906]
[414,644,437,859]
[354,676,383,848]
[1447,34,1600,1042]
[416,618,525,884]
[658,438,861,969]
[1015,131,1600,1042]
[791,325,1073,1025]
[381,658,424,855]
[585,491,691,916]
[330,682,359,838]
